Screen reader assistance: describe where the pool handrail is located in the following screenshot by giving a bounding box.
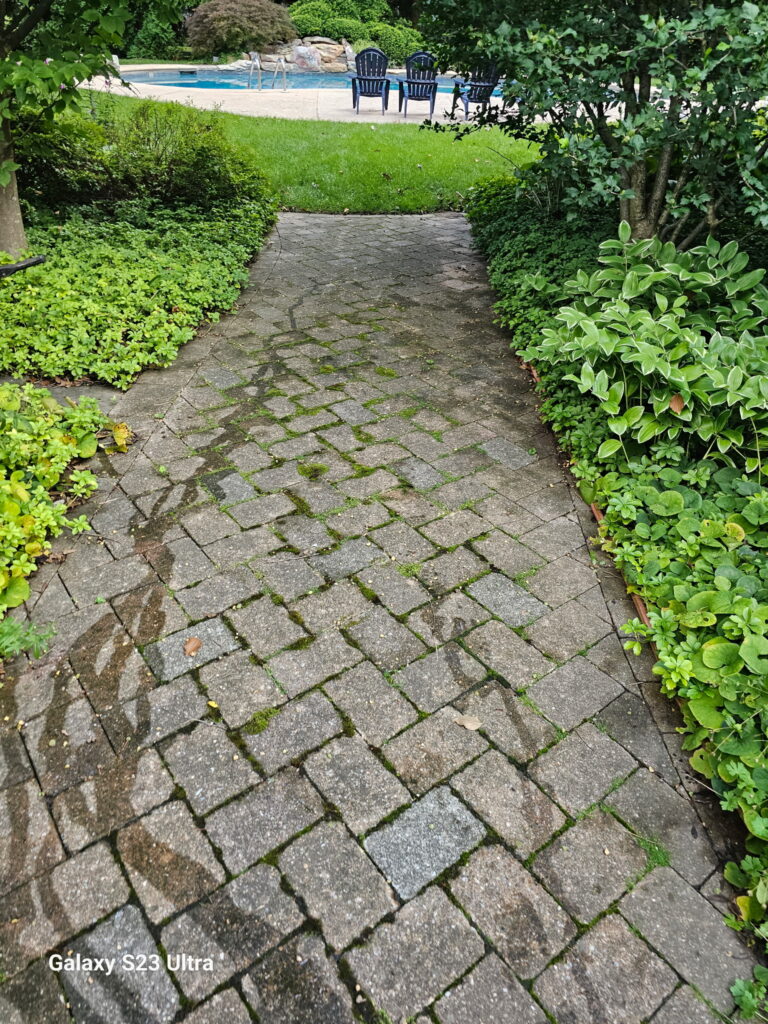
[248,52,262,90]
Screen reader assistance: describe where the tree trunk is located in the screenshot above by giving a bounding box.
[627,159,655,239]
[0,120,28,258]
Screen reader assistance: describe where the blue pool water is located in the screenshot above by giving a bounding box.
[123,69,469,93]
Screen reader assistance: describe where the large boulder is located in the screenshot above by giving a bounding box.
[293,44,322,71]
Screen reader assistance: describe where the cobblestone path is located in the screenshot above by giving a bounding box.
[1,214,757,1023]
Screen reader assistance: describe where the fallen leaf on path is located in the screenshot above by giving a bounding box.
[454,713,482,731]
[184,637,202,657]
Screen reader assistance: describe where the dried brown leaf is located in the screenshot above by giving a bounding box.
[454,713,482,731]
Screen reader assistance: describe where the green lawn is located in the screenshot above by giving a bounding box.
[98,94,534,213]
[220,116,535,213]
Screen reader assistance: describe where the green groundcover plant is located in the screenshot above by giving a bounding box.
[466,178,768,1016]
[1,203,274,388]
[0,382,129,659]
[4,100,277,388]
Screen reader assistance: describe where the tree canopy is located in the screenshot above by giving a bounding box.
[0,1,181,255]
[423,0,768,245]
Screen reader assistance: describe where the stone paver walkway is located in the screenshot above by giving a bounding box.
[1,214,756,1023]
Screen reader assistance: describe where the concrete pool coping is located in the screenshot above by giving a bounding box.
[86,67,465,124]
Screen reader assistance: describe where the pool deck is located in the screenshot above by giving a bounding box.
[86,66,461,124]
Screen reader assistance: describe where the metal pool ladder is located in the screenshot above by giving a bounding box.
[248,54,287,90]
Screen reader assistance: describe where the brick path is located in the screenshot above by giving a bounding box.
[1,214,756,1023]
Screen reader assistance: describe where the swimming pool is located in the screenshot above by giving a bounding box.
[123,69,470,93]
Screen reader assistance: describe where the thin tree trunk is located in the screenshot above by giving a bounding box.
[628,159,654,238]
[0,119,27,258]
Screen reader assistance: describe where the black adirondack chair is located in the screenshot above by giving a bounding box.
[453,64,500,120]
[397,50,438,118]
[349,47,391,115]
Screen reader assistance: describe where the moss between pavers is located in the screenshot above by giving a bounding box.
[241,707,281,734]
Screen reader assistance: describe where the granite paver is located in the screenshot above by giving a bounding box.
[452,845,576,978]
[365,786,485,898]
[280,821,396,950]
[345,887,484,1020]
[5,213,750,1022]
[304,735,409,833]
[534,913,676,1024]
[160,864,303,1000]
[620,868,756,1012]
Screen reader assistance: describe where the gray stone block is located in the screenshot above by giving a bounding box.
[160,864,303,1000]
[527,655,623,729]
[143,618,240,681]
[621,868,756,1012]
[468,572,548,626]
[245,691,341,773]
[304,735,409,833]
[60,906,179,1024]
[533,809,647,922]
[227,597,306,659]
[407,591,490,647]
[347,606,426,671]
[162,724,255,814]
[392,643,486,712]
[434,954,546,1024]
[452,749,565,857]
[453,681,556,763]
[606,769,718,885]
[365,786,484,898]
[452,845,576,978]
[324,662,418,746]
[267,630,363,697]
[206,767,323,873]
[117,801,224,923]
[384,707,488,795]
[242,933,356,1023]
[529,722,637,814]
[281,822,395,950]
[534,913,676,1023]
[345,887,484,1020]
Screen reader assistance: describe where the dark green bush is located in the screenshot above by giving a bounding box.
[186,0,295,56]
[367,21,424,63]
[0,200,275,388]
[289,0,397,39]
[325,17,366,41]
[465,177,610,349]
[18,100,270,210]
[10,101,277,388]
[288,1,333,37]
[127,13,180,60]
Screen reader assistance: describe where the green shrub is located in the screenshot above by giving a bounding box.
[325,17,366,41]
[522,228,768,473]
[108,101,270,208]
[0,619,56,662]
[18,101,271,210]
[465,178,609,350]
[351,37,376,54]
[366,21,424,64]
[127,13,179,60]
[0,383,121,617]
[289,0,395,38]
[186,0,295,56]
[16,112,108,208]
[0,200,275,388]
[289,1,334,37]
